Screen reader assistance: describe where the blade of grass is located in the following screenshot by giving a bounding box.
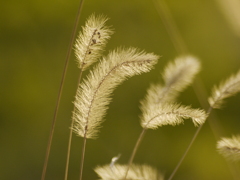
[41,1,85,180]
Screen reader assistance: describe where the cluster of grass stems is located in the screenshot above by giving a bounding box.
[40,1,240,180]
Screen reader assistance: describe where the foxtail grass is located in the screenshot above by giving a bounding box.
[42,3,240,179]
[217,135,240,161]
[73,48,159,179]
[95,164,164,180]
[65,14,113,180]
[124,55,206,179]
[168,69,240,180]
[150,1,240,179]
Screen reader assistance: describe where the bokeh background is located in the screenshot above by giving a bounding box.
[1,0,240,179]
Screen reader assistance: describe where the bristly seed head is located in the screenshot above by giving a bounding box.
[208,70,240,109]
[217,135,240,161]
[72,47,159,139]
[74,14,114,71]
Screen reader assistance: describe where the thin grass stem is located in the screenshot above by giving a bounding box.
[41,0,85,180]
[64,69,84,180]
[152,0,188,54]
[167,123,204,180]
[124,128,147,179]
[79,133,87,180]
[167,106,214,180]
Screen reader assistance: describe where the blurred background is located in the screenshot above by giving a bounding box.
[1,0,240,179]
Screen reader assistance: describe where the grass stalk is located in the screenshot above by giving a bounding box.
[167,123,204,180]
[64,70,84,180]
[167,108,215,180]
[151,0,188,55]
[41,0,85,180]
[124,128,147,179]
[79,133,87,180]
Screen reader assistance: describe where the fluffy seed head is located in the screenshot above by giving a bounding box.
[208,70,240,109]
[72,47,159,139]
[141,55,201,112]
[217,135,240,161]
[95,164,164,180]
[74,14,114,70]
[163,55,200,92]
[141,103,207,129]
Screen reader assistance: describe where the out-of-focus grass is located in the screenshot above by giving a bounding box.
[1,0,240,179]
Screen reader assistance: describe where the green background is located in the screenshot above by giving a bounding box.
[1,0,240,179]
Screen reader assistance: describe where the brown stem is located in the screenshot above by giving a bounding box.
[124,128,147,179]
[41,0,85,180]
[167,107,211,180]
[151,0,188,55]
[79,133,87,180]
[167,124,203,180]
[64,70,83,180]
